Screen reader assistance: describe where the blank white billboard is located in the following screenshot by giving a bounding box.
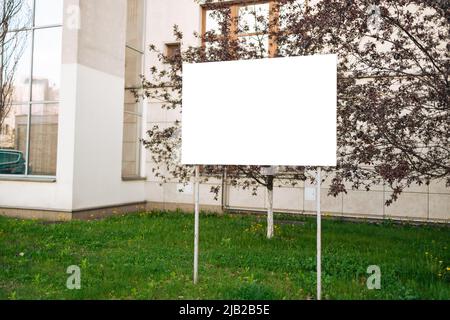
[182,54,337,166]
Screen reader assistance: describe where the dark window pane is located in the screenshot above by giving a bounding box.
[28,103,58,176]
[0,104,28,175]
[32,27,62,101]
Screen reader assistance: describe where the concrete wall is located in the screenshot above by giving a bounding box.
[221,179,449,222]
[64,0,146,211]
[145,0,205,210]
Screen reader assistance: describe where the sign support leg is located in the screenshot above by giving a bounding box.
[193,165,200,284]
[316,167,322,300]
[267,175,274,239]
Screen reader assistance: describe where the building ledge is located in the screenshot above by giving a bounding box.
[122,176,147,182]
[0,202,148,221]
[0,175,56,183]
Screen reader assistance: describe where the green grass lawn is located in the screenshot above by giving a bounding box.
[0,211,449,300]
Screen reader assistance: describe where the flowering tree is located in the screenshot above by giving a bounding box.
[141,0,449,236]
[295,0,449,204]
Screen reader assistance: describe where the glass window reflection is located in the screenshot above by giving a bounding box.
[34,0,63,27]
[0,105,28,175]
[28,103,58,176]
[1,0,62,176]
[4,31,32,103]
[32,27,62,101]
[8,0,33,30]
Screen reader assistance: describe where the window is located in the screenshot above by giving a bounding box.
[122,0,145,178]
[165,43,181,59]
[237,3,271,57]
[201,0,306,58]
[202,1,277,57]
[0,0,62,177]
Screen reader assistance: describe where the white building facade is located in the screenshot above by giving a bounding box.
[0,0,448,222]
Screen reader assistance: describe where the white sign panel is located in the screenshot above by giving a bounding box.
[182,54,337,166]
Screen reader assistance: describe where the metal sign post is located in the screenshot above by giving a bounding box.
[267,181,274,239]
[193,165,200,284]
[316,167,322,300]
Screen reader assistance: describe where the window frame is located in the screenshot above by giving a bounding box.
[0,0,63,179]
[201,0,309,57]
[165,42,181,59]
[121,0,147,180]
[201,0,281,58]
